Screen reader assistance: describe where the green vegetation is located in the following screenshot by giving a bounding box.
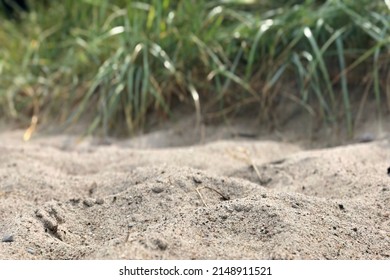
[0,0,389,136]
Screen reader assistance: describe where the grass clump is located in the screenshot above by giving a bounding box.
[0,0,389,137]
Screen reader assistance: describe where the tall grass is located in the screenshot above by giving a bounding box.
[0,0,389,137]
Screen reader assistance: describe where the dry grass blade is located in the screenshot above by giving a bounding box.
[225,146,265,185]
[195,187,208,207]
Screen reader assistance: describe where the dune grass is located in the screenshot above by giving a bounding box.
[0,0,389,137]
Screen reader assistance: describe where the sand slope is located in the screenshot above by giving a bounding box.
[0,127,389,259]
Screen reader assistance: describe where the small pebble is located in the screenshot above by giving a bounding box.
[128,223,136,229]
[219,214,228,220]
[292,202,300,209]
[234,204,252,212]
[83,198,95,207]
[95,198,104,205]
[193,177,202,184]
[153,238,168,250]
[27,248,35,255]
[69,198,81,204]
[35,210,44,218]
[2,235,14,243]
[151,186,164,194]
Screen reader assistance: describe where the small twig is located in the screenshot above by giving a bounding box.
[196,186,230,207]
[226,146,264,185]
[203,186,230,201]
[195,187,208,207]
[125,231,130,242]
[248,157,263,185]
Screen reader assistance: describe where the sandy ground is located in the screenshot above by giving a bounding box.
[1,115,390,260]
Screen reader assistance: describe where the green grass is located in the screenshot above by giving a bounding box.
[0,0,389,137]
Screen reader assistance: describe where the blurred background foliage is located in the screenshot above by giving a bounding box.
[0,0,389,137]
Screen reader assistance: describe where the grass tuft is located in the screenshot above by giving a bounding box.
[0,0,389,137]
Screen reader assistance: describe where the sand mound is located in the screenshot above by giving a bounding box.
[0,127,389,259]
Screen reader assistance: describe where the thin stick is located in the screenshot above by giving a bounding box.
[249,157,263,185]
[125,231,130,242]
[196,187,208,207]
[226,147,264,184]
[203,186,230,201]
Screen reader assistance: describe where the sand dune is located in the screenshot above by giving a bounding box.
[1,123,389,259]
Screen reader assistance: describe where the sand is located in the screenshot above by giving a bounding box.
[0,116,390,260]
